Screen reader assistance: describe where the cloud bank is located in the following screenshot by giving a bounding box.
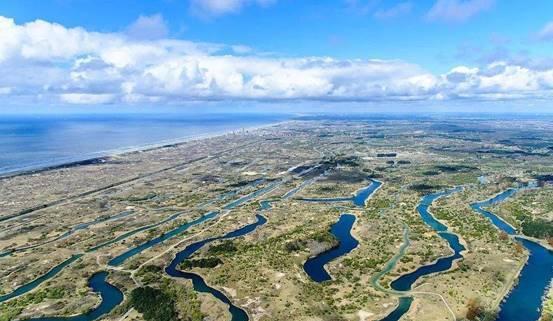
[1,16,553,105]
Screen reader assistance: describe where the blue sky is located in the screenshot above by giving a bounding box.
[1,0,553,112]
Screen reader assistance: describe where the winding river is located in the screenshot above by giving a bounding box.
[471,189,553,321]
[378,187,464,321]
[27,272,124,321]
[0,181,279,307]
[163,181,310,321]
[107,211,219,266]
[165,197,279,321]
[0,254,83,303]
[302,179,382,282]
[303,214,358,282]
[12,177,366,320]
[20,182,279,321]
[107,180,281,267]
[298,179,382,207]
[17,180,552,321]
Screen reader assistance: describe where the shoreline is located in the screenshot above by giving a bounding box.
[372,187,466,321]
[472,187,552,319]
[0,120,292,180]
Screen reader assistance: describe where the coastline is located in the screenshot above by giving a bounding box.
[0,119,292,180]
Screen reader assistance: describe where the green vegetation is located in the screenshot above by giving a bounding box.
[136,265,164,285]
[179,257,223,269]
[0,287,66,321]
[5,119,553,321]
[494,196,553,239]
[311,229,338,244]
[326,170,365,183]
[434,164,478,173]
[208,240,238,255]
[422,170,440,176]
[283,227,337,253]
[317,185,340,193]
[285,239,306,252]
[125,192,157,202]
[129,281,203,321]
[463,298,497,321]
[229,179,260,187]
[409,183,445,193]
[130,287,177,321]
[521,219,553,239]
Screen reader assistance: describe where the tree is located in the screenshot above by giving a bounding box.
[466,298,484,320]
[514,243,525,256]
[465,298,497,321]
[130,286,177,321]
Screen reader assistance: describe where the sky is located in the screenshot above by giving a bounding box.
[1,0,553,113]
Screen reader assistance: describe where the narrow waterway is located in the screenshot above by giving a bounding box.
[0,182,278,305]
[108,180,281,267]
[471,189,553,321]
[470,189,517,235]
[379,297,414,321]
[352,179,382,207]
[0,211,186,303]
[378,187,464,321]
[0,210,135,257]
[86,212,184,253]
[26,272,123,321]
[303,214,358,282]
[108,211,219,266]
[0,254,83,303]
[370,225,410,293]
[298,179,382,207]
[164,189,286,321]
[302,180,382,282]
[165,212,269,321]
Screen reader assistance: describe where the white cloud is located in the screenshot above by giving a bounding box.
[190,0,276,17]
[0,87,12,95]
[125,14,169,40]
[231,45,253,54]
[374,2,413,19]
[427,0,495,23]
[60,93,116,104]
[537,21,553,41]
[1,16,553,105]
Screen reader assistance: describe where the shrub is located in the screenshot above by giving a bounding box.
[130,287,177,321]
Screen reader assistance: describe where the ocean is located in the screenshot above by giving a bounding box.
[0,113,289,176]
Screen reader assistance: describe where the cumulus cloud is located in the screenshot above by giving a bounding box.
[1,16,553,105]
[427,0,495,23]
[190,0,276,17]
